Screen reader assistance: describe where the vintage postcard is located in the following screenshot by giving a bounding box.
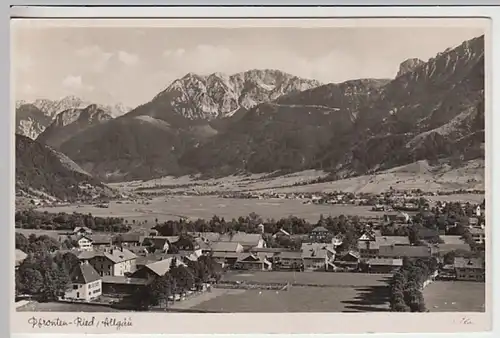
[10,9,492,335]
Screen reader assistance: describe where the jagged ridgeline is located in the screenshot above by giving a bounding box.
[16,35,484,183]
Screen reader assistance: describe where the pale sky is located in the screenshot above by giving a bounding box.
[12,24,484,108]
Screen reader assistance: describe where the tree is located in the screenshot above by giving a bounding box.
[54,252,80,273]
[15,233,29,251]
[16,266,44,295]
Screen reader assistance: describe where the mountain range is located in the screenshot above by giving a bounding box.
[15,35,485,188]
[15,96,131,139]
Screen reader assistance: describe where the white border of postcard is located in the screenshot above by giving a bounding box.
[9,5,498,335]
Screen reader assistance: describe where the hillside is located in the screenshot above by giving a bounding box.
[188,36,484,178]
[36,104,113,149]
[58,116,194,181]
[15,104,52,139]
[15,134,111,201]
[56,70,321,180]
[51,35,484,183]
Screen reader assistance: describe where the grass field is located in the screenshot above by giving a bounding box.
[15,228,68,239]
[189,272,392,313]
[112,160,484,195]
[35,196,378,225]
[423,281,486,312]
[222,271,392,287]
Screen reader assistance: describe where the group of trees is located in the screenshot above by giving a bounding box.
[126,256,222,310]
[15,210,131,233]
[153,213,366,251]
[16,232,61,253]
[15,234,80,301]
[389,258,438,312]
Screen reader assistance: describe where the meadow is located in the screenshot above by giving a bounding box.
[189,272,392,313]
[423,281,486,312]
[36,196,378,225]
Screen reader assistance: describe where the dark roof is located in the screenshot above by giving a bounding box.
[90,234,113,245]
[437,243,471,254]
[101,276,150,285]
[358,236,410,250]
[276,251,303,259]
[379,245,434,258]
[118,233,143,243]
[70,263,101,284]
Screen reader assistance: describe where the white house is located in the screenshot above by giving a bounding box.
[64,261,102,301]
[76,235,94,251]
[82,247,138,277]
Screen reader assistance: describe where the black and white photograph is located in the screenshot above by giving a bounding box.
[11,17,488,324]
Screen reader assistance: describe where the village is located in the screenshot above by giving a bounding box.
[15,193,486,313]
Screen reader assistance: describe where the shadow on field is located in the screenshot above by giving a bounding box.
[341,277,392,313]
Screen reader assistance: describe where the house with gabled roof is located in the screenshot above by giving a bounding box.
[82,247,138,277]
[131,256,187,280]
[141,236,179,252]
[64,261,102,301]
[334,251,360,271]
[234,253,272,271]
[90,234,113,249]
[73,227,93,236]
[116,232,144,246]
[358,235,410,258]
[309,226,330,242]
[468,227,485,244]
[275,250,303,270]
[454,257,485,282]
[217,232,265,249]
[301,243,335,271]
[363,258,403,274]
[272,228,291,239]
[75,234,94,251]
[378,244,437,259]
[210,241,244,253]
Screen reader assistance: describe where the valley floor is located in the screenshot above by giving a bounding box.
[35,196,379,225]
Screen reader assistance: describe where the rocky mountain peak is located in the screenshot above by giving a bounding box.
[146,69,322,121]
[396,58,425,78]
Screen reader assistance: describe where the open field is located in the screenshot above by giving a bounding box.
[222,271,392,287]
[15,228,68,239]
[36,196,379,224]
[15,228,115,239]
[185,272,391,313]
[425,194,484,204]
[111,160,484,195]
[423,281,486,312]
